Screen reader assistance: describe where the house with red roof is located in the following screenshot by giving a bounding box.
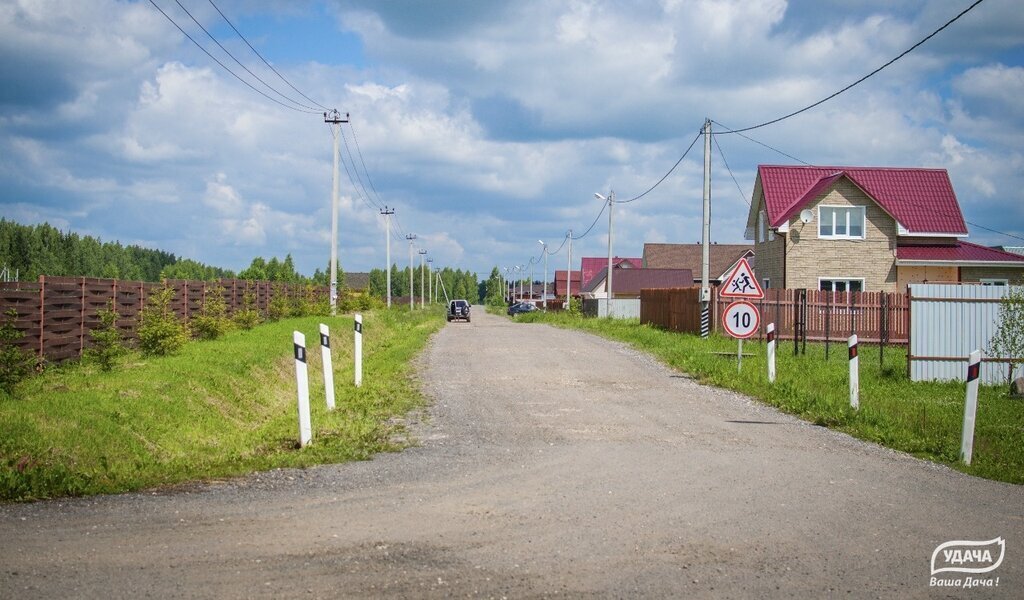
[580,257,642,290]
[745,165,1024,291]
[553,270,582,297]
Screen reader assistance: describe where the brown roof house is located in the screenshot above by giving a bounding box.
[581,267,694,299]
[745,165,1024,291]
[642,243,754,286]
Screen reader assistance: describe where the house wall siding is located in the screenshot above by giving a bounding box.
[784,180,898,291]
[960,266,1024,284]
[751,193,784,287]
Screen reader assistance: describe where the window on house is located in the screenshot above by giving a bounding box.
[819,278,864,293]
[819,206,865,239]
[762,278,770,289]
[980,278,1009,286]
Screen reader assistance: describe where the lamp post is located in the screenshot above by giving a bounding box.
[595,191,614,318]
[504,267,510,303]
[530,258,536,305]
[325,110,349,316]
[426,257,433,305]
[539,240,547,311]
[381,207,394,307]
[566,229,573,310]
[418,249,427,309]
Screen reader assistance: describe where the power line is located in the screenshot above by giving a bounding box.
[349,122,387,208]
[618,132,702,203]
[169,0,320,112]
[206,0,330,111]
[716,0,987,134]
[711,120,811,165]
[147,0,318,114]
[712,134,750,207]
[570,198,608,241]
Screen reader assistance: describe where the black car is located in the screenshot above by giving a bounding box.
[507,301,537,316]
[447,299,471,322]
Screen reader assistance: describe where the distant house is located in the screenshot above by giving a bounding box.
[554,270,582,297]
[642,243,754,287]
[343,272,370,291]
[581,267,694,299]
[745,165,1024,291]
[580,257,642,289]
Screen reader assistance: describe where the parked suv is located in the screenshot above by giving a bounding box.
[447,299,471,322]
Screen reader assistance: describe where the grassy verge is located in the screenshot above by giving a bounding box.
[0,308,444,501]
[512,310,1023,485]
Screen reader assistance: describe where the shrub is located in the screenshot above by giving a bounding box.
[85,301,126,371]
[137,286,189,356]
[267,293,292,321]
[191,285,232,340]
[566,297,583,316]
[0,309,35,394]
[232,290,261,330]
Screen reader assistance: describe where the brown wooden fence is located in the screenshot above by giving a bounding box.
[641,287,909,344]
[0,276,328,364]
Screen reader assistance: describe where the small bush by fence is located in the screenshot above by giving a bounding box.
[641,287,909,345]
[0,276,328,364]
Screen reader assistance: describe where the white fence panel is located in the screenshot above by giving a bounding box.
[909,283,1022,384]
[582,298,641,319]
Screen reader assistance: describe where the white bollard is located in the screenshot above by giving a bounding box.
[848,334,859,410]
[293,331,312,447]
[961,350,982,465]
[354,314,363,388]
[766,323,776,383]
[320,324,335,410]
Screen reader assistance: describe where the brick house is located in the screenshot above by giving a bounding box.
[745,165,1024,291]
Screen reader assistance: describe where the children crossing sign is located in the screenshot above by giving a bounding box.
[720,257,763,299]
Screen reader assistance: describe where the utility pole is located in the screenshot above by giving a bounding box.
[539,240,548,311]
[381,207,394,307]
[406,234,416,311]
[427,257,434,305]
[595,191,615,318]
[325,109,349,316]
[701,118,712,338]
[530,259,536,304]
[566,230,573,309]
[419,249,427,308]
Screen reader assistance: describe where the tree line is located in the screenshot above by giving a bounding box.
[367,265,480,303]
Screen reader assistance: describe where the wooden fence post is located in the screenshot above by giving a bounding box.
[38,275,45,361]
[79,276,86,358]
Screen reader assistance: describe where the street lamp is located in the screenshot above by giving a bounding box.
[595,191,615,318]
[426,257,434,306]
[539,240,548,312]
[519,264,525,302]
[418,249,427,309]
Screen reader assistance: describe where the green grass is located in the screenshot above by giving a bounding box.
[512,310,1023,485]
[0,308,444,501]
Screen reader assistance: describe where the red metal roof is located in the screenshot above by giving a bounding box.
[553,270,582,296]
[580,257,642,289]
[759,165,968,235]
[896,241,1024,263]
[582,268,694,295]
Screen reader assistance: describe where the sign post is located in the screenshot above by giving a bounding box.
[293,331,312,447]
[848,334,859,409]
[354,314,363,388]
[961,350,981,465]
[722,301,760,372]
[320,324,335,410]
[767,322,776,383]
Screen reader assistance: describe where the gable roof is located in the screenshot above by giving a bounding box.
[896,241,1024,266]
[580,257,642,288]
[642,243,753,282]
[582,268,694,295]
[553,270,582,296]
[343,272,370,289]
[753,165,968,235]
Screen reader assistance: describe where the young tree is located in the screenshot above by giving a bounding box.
[987,287,1024,387]
[86,301,127,371]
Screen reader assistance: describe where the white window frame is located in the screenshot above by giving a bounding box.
[818,205,866,240]
[818,277,865,293]
[980,278,1009,286]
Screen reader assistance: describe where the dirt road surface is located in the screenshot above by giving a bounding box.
[2,310,1021,598]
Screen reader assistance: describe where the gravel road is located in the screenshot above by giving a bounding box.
[2,309,1021,598]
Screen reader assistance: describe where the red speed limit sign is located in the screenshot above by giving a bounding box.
[722,301,760,339]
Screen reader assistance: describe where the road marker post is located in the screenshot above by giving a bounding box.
[767,323,776,383]
[961,350,982,465]
[848,334,859,410]
[293,331,312,447]
[320,324,335,410]
[354,314,363,388]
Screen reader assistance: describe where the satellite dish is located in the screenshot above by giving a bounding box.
[799,209,814,224]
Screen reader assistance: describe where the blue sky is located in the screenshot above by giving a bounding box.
[1,0,1022,279]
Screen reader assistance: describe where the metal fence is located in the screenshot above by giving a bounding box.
[582,298,641,319]
[908,283,1023,384]
[0,276,327,364]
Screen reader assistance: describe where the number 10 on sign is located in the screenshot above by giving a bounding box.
[722,301,760,339]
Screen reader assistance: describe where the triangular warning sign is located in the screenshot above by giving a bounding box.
[719,257,764,299]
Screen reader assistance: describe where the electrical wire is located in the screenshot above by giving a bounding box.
[169,0,320,112]
[349,122,388,208]
[570,198,608,241]
[206,0,330,112]
[147,0,318,114]
[711,120,812,166]
[618,131,702,203]
[716,0,987,134]
[712,134,750,207]
[339,127,381,211]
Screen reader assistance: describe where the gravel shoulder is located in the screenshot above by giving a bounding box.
[1,309,1021,598]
